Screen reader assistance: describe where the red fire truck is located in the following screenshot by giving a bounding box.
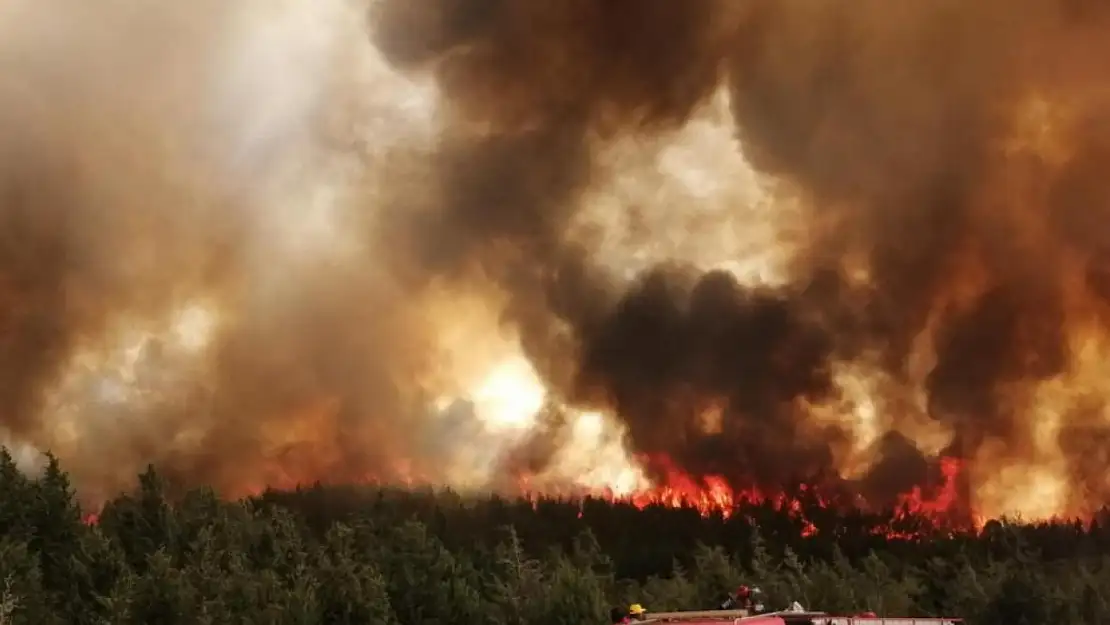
[639,609,963,625]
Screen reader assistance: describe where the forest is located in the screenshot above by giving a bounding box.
[0,448,1107,625]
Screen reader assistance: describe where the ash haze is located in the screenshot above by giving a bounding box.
[4,0,1110,522]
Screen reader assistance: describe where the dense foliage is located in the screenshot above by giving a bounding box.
[0,449,1108,624]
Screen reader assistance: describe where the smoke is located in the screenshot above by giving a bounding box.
[366,0,1110,520]
[0,0,464,501]
[5,0,1110,521]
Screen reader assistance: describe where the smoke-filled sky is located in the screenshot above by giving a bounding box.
[3,0,1110,521]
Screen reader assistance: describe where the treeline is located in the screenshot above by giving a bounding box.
[0,450,1108,624]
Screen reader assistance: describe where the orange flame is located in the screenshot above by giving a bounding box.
[535,454,976,541]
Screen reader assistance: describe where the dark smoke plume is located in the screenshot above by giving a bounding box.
[371,0,1110,518]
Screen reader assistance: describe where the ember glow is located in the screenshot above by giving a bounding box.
[4,0,1110,530]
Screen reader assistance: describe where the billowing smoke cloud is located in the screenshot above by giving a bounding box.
[0,0,469,501]
[5,0,1110,521]
[368,0,1110,520]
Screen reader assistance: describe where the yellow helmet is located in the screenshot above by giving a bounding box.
[629,604,646,616]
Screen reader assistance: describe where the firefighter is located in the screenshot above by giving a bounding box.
[628,604,647,621]
[609,606,630,624]
[722,585,764,610]
[720,585,749,610]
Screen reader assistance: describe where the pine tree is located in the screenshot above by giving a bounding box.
[315,524,397,625]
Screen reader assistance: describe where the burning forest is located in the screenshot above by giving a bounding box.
[3,0,1110,529]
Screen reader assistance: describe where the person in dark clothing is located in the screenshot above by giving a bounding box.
[720,585,751,610]
[720,585,765,612]
[610,606,630,624]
